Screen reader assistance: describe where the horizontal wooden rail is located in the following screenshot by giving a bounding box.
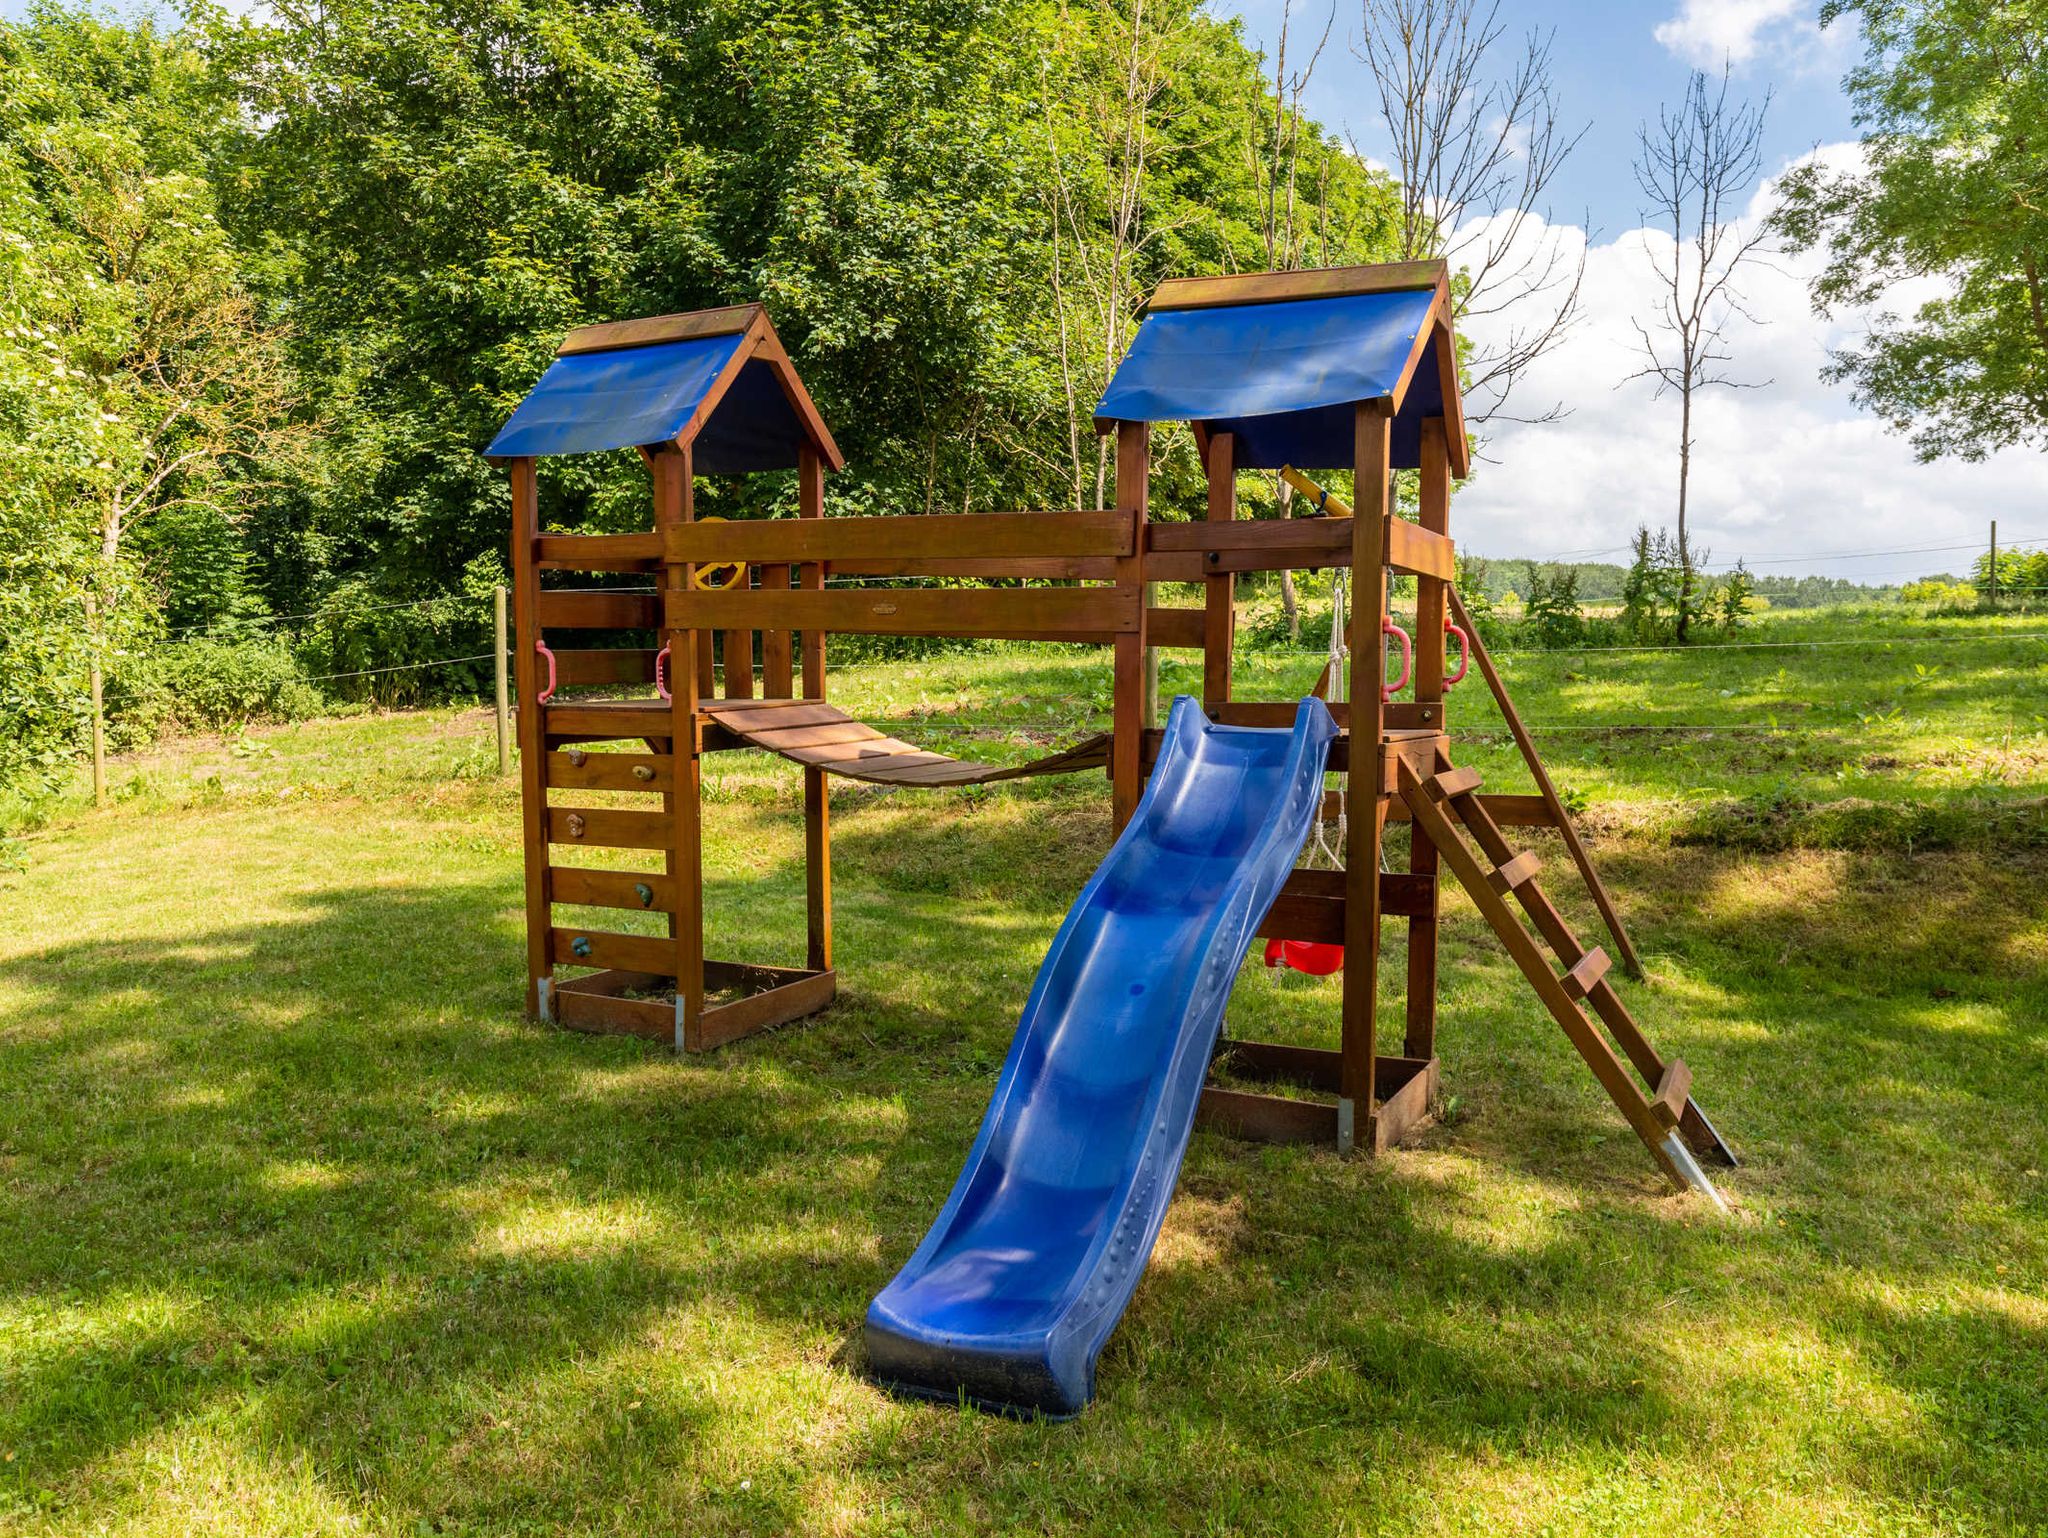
[666,586,1138,643]
[551,867,679,912]
[822,556,1119,581]
[664,509,1130,565]
[1146,606,1206,649]
[1387,519,1454,580]
[535,533,665,571]
[546,807,674,850]
[549,927,675,974]
[536,591,662,629]
[545,751,672,792]
[1143,515,1452,582]
[549,649,659,688]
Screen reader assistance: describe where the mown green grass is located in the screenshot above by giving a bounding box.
[1,605,2044,1534]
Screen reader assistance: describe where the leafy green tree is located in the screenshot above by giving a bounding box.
[1,6,297,791]
[1775,0,2048,460]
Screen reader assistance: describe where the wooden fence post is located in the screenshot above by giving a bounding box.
[494,584,510,777]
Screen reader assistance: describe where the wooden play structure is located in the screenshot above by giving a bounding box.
[485,261,1734,1195]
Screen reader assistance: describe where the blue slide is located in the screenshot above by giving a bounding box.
[865,696,1338,1417]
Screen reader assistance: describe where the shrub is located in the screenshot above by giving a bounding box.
[109,634,321,737]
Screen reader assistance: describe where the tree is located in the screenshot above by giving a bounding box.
[0,7,298,788]
[1774,0,2048,461]
[1629,67,1772,642]
[1353,0,1588,428]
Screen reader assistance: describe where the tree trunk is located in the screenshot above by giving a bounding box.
[1675,384,1693,643]
[1277,476,1300,643]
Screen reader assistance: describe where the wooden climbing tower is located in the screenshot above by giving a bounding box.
[486,263,1735,1197]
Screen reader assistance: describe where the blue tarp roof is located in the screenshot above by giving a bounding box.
[1094,288,1445,470]
[486,333,812,471]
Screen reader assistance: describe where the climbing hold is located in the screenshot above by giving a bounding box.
[565,748,588,768]
[632,764,655,782]
[634,882,654,908]
[570,935,592,959]
[566,813,586,838]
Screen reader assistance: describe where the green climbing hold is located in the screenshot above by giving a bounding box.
[571,935,592,959]
[634,883,654,908]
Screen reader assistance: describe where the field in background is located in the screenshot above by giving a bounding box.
[1,603,2043,1535]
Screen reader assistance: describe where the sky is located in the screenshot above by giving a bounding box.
[1218,0,2046,581]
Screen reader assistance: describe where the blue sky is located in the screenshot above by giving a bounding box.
[1219,0,1859,241]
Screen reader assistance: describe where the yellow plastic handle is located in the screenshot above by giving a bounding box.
[689,515,747,591]
[1279,465,1353,518]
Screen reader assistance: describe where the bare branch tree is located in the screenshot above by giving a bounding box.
[1353,0,1589,429]
[1261,0,1337,642]
[1628,65,1772,641]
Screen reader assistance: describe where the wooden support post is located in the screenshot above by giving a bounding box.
[799,447,832,971]
[493,584,511,777]
[653,446,705,1050]
[1341,400,1394,1148]
[509,457,553,1017]
[1405,417,1450,1058]
[1203,431,1236,708]
[1112,421,1150,833]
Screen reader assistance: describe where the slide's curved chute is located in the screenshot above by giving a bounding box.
[865,696,1337,1417]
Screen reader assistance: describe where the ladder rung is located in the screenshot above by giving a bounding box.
[1652,1057,1692,1128]
[1487,850,1541,894]
[1427,765,1483,800]
[1559,946,1610,1000]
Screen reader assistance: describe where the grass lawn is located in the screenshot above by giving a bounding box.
[2,605,2044,1535]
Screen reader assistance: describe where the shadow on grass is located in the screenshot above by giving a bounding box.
[1,825,2044,1530]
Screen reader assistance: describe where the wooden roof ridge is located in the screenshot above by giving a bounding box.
[1143,259,1449,314]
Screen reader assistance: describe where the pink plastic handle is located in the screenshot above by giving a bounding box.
[654,643,671,702]
[1381,619,1412,702]
[534,639,557,704]
[1444,619,1470,687]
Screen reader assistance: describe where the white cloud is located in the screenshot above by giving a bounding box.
[1654,0,1804,68]
[1450,145,2042,580]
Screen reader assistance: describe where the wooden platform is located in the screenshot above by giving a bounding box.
[701,698,1111,786]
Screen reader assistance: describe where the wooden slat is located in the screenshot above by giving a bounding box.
[547,807,673,850]
[535,533,665,570]
[555,987,671,1040]
[824,556,1118,581]
[693,969,837,1052]
[1488,850,1542,895]
[1386,518,1455,580]
[1371,1054,1439,1152]
[1428,765,1483,799]
[536,591,661,630]
[549,867,677,913]
[1146,606,1206,650]
[545,750,672,792]
[1203,431,1236,707]
[1195,1087,1340,1145]
[1148,260,1445,312]
[550,927,676,975]
[558,304,759,356]
[1559,946,1611,1001]
[549,649,659,688]
[667,586,1137,643]
[543,698,672,740]
[663,509,1131,565]
[1653,1058,1693,1129]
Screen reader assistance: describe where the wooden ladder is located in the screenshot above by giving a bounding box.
[1395,750,1736,1201]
